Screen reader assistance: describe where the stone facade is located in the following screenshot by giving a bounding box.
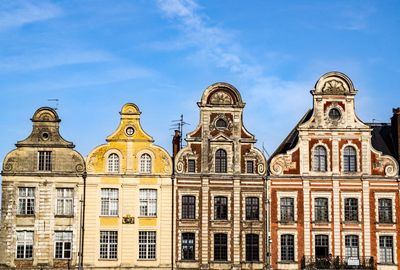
[0,107,85,268]
[269,72,400,270]
[174,83,267,270]
[83,103,173,269]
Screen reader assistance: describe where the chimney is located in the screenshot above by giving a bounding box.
[172,130,181,159]
[391,107,400,161]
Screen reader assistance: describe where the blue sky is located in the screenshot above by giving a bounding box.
[0,0,399,167]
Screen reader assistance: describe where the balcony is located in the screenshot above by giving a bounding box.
[301,256,375,269]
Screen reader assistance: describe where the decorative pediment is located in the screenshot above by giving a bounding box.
[314,71,356,96]
[322,80,347,94]
[210,91,233,105]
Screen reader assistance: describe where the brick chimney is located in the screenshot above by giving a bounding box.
[172,130,181,160]
[391,107,400,161]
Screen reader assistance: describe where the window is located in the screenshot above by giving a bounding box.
[216,118,227,128]
[315,235,329,258]
[378,199,393,223]
[245,197,259,220]
[140,189,157,216]
[38,151,52,171]
[107,153,119,173]
[54,231,72,259]
[343,146,357,172]
[215,149,227,173]
[344,198,358,222]
[345,235,359,259]
[246,234,259,262]
[280,197,294,223]
[214,196,228,220]
[313,146,327,172]
[140,153,152,173]
[246,160,254,174]
[18,187,35,215]
[139,231,156,259]
[182,195,195,219]
[379,236,393,264]
[16,231,33,259]
[329,108,341,120]
[188,159,196,173]
[56,188,73,216]
[101,188,118,216]
[181,233,195,260]
[280,234,294,262]
[314,198,329,222]
[214,233,227,261]
[100,231,118,259]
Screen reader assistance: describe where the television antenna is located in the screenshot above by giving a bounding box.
[48,98,59,110]
[171,114,190,148]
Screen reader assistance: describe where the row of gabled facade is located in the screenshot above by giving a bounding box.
[0,71,399,270]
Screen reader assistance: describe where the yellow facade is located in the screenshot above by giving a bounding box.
[83,103,173,269]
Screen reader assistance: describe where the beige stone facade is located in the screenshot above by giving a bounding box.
[269,72,400,270]
[174,83,267,270]
[82,103,173,269]
[0,107,85,268]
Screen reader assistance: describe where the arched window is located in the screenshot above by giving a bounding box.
[216,118,227,128]
[313,146,327,172]
[107,153,119,173]
[343,146,357,172]
[140,153,152,173]
[215,149,227,173]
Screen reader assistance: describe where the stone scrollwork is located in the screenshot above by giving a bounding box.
[210,91,233,105]
[372,151,398,177]
[322,79,347,94]
[176,160,184,173]
[270,153,296,176]
[257,163,265,175]
[3,162,13,172]
[161,154,172,173]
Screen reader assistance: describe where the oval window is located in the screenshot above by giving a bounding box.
[126,126,135,136]
[216,118,227,128]
[328,108,341,120]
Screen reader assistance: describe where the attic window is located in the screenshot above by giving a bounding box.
[216,118,227,129]
[328,108,341,121]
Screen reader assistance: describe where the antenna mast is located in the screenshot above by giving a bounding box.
[48,98,59,110]
[171,114,190,148]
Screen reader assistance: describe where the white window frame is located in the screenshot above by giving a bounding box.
[139,189,157,217]
[99,231,118,259]
[375,193,396,224]
[18,187,35,215]
[107,153,120,173]
[56,188,74,216]
[100,188,119,216]
[140,153,152,173]
[277,230,297,263]
[378,234,396,265]
[54,231,72,259]
[16,231,34,259]
[139,231,156,259]
[311,192,331,223]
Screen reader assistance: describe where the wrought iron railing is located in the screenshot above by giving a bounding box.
[301,255,375,269]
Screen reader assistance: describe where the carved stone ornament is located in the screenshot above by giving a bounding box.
[373,155,398,177]
[324,103,345,127]
[176,149,197,173]
[122,215,135,224]
[210,91,233,105]
[270,153,297,176]
[161,154,171,173]
[210,113,233,131]
[322,80,347,94]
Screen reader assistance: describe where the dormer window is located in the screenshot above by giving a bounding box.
[107,153,119,173]
[328,108,341,121]
[140,153,152,173]
[38,151,51,171]
[216,118,227,129]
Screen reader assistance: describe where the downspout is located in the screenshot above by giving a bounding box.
[79,171,87,270]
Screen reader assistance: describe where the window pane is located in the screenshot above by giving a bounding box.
[215,149,227,173]
[214,234,227,261]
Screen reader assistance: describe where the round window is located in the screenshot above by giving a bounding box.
[126,127,135,136]
[215,118,227,129]
[328,108,341,120]
[41,132,49,140]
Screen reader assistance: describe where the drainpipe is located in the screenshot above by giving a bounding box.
[78,171,87,270]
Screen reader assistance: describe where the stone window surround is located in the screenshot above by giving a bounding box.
[341,192,362,223]
[136,149,155,174]
[209,142,233,174]
[211,230,231,262]
[103,149,123,174]
[375,192,396,224]
[277,230,298,263]
[311,231,333,257]
[17,185,37,216]
[311,192,332,223]
[277,191,298,224]
[310,142,331,173]
[342,231,363,259]
[340,142,361,173]
[241,231,263,262]
[177,229,199,261]
[376,232,397,265]
[178,190,200,220]
[211,191,231,221]
[242,192,263,221]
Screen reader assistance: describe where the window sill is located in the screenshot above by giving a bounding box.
[313,221,330,224]
[342,221,360,224]
[244,219,260,222]
[15,258,33,261]
[138,216,157,218]
[54,258,72,260]
[98,258,118,261]
[16,214,35,217]
[137,258,157,261]
[279,221,297,224]
[211,260,231,263]
[99,215,119,218]
[180,218,198,221]
[278,261,297,264]
[55,215,74,218]
[376,221,395,225]
[179,259,198,262]
[377,263,397,266]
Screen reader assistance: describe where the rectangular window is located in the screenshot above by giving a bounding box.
[140,189,157,216]
[54,231,72,259]
[182,195,196,219]
[246,160,254,174]
[345,235,359,259]
[344,198,358,222]
[280,234,294,261]
[378,199,393,223]
[56,188,73,216]
[280,197,294,223]
[188,159,196,173]
[18,187,35,215]
[246,234,259,262]
[379,236,393,264]
[245,197,259,220]
[99,231,118,259]
[315,235,329,258]
[314,198,329,222]
[38,151,52,171]
[139,231,156,259]
[214,196,228,220]
[181,233,195,260]
[214,233,227,261]
[16,231,33,259]
[101,188,118,216]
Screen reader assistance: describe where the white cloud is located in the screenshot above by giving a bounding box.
[0,1,62,30]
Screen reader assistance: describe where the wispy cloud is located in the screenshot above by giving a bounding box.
[0,1,62,30]
[336,6,375,31]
